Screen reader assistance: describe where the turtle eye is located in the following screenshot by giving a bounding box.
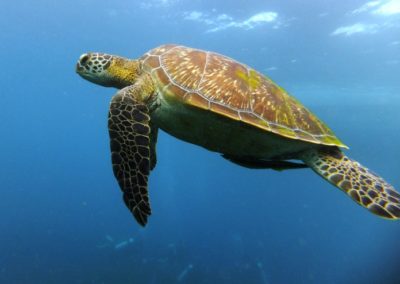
[79,54,90,65]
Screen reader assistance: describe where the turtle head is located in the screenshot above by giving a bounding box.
[76,53,140,88]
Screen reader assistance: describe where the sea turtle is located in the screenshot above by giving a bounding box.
[76,44,400,226]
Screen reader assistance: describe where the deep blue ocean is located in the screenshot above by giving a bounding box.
[1,0,400,283]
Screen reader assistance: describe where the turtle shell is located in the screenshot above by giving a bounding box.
[140,44,347,148]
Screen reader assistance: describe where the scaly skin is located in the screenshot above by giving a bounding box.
[301,148,400,219]
[76,53,139,88]
[108,84,155,226]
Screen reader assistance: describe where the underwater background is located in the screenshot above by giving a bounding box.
[1,0,400,283]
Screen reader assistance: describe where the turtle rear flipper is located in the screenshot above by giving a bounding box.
[221,154,308,171]
[301,147,400,219]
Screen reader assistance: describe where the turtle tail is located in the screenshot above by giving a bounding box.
[300,147,400,219]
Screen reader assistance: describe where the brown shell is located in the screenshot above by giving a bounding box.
[140,44,347,148]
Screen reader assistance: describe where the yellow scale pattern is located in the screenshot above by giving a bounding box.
[140,45,347,148]
[302,148,400,219]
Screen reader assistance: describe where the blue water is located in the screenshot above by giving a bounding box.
[1,0,400,283]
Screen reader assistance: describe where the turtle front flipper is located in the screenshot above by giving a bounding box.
[108,85,157,226]
[301,147,400,219]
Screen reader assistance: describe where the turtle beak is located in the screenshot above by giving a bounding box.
[76,53,90,74]
[76,62,84,73]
